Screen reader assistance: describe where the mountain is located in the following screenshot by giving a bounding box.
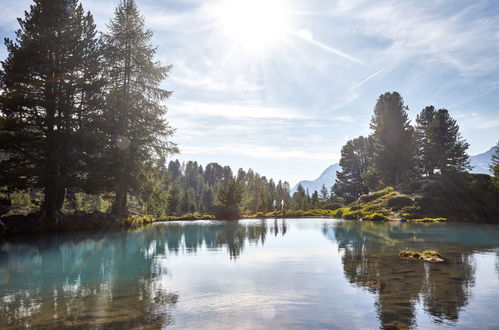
[470,146,497,174]
[291,163,340,195]
[291,146,497,195]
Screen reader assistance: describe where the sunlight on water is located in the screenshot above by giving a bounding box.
[1,219,499,329]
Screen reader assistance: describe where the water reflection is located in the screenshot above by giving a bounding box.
[327,221,487,329]
[1,219,499,329]
[0,221,270,328]
[0,231,180,328]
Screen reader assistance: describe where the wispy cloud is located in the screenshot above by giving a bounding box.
[351,68,384,90]
[291,29,363,64]
[182,144,340,161]
[170,100,309,120]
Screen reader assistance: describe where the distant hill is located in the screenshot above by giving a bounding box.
[291,164,340,195]
[291,145,497,195]
[470,146,497,174]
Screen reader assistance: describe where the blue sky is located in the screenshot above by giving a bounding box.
[1,0,499,185]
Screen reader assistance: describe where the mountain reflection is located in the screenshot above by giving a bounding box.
[327,221,477,329]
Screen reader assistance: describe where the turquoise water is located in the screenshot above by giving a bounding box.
[1,219,499,329]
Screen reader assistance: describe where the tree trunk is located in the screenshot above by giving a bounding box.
[114,181,128,217]
[42,179,64,224]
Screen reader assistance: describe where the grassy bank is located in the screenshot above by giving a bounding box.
[123,213,216,227]
[329,187,448,222]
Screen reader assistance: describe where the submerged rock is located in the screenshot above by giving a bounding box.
[399,250,445,263]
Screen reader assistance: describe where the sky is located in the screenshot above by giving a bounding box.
[1,0,499,186]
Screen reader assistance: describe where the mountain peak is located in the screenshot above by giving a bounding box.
[291,163,340,194]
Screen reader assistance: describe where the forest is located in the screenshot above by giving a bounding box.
[1,0,499,235]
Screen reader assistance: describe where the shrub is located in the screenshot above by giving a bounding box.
[358,187,394,204]
[364,213,388,221]
[343,210,363,220]
[387,195,413,209]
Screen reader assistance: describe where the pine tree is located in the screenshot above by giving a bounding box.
[0,0,103,222]
[320,184,329,202]
[415,106,436,175]
[102,0,177,215]
[333,136,372,203]
[370,92,416,187]
[166,183,181,215]
[425,109,470,174]
[491,141,499,189]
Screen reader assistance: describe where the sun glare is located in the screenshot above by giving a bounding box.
[215,0,290,51]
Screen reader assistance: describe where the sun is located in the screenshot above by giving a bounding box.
[214,0,290,51]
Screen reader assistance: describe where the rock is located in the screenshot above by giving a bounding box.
[399,250,445,263]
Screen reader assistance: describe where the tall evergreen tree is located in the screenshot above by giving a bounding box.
[102,0,177,215]
[333,136,372,203]
[415,106,436,176]
[320,184,329,202]
[491,141,499,189]
[0,0,103,222]
[425,109,470,174]
[370,92,416,187]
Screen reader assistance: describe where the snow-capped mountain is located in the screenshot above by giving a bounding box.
[291,163,340,195]
[291,145,497,195]
[470,146,497,174]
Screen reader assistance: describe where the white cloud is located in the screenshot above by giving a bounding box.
[181,144,340,161]
[170,100,309,120]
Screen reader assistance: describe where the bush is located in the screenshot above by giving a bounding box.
[343,210,363,220]
[358,187,394,204]
[363,213,388,221]
[387,195,413,209]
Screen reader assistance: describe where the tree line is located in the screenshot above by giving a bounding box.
[0,0,177,222]
[332,91,490,203]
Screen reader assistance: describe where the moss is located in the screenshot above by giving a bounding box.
[363,213,388,221]
[358,187,394,204]
[409,217,447,223]
[387,195,413,209]
[400,249,445,263]
[124,212,216,227]
[343,210,363,220]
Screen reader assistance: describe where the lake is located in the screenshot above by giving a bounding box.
[1,219,499,329]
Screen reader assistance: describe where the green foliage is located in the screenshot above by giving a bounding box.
[333,136,372,203]
[409,218,447,222]
[123,212,216,227]
[101,0,177,214]
[416,107,470,175]
[491,142,499,189]
[369,92,416,187]
[0,0,104,220]
[363,213,388,221]
[386,196,413,210]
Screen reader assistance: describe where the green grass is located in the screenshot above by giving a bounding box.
[330,186,450,222]
[124,212,216,227]
[408,217,447,222]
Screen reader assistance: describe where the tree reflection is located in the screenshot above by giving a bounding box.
[0,230,179,328]
[328,221,476,329]
[0,220,274,327]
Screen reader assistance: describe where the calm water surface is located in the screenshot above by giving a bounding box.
[1,219,499,329]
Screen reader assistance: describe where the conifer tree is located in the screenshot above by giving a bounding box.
[425,109,470,174]
[369,92,416,187]
[333,136,372,203]
[415,107,469,175]
[102,0,177,215]
[0,0,103,222]
[491,141,499,189]
[415,106,436,175]
[320,184,329,202]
